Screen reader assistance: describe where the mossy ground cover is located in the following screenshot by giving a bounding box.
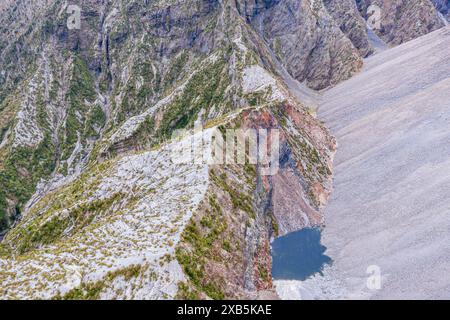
[0,54,106,233]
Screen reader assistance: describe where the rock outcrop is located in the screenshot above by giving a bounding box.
[323,0,374,57]
[236,0,364,90]
[356,0,445,45]
[0,0,337,299]
[432,0,450,22]
[0,0,447,300]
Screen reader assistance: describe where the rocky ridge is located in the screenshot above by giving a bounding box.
[0,0,447,299]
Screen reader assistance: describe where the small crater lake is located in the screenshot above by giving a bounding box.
[271,228,332,281]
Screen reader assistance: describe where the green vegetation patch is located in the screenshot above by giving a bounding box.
[176,281,201,300]
[0,133,56,233]
[3,156,127,255]
[14,192,127,254]
[176,163,258,300]
[61,55,98,160]
[57,264,145,300]
[158,56,230,139]
[210,171,255,218]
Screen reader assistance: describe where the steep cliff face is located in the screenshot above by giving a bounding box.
[0,0,352,234]
[432,0,450,21]
[175,103,335,299]
[236,0,364,90]
[0,0,446,300]
[0,0,228,232]
[0,53,336,300]
[0,0,337,299]
[356,0,445,45]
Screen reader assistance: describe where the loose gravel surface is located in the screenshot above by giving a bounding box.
[318,26,450,299]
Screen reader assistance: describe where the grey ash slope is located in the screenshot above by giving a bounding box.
[319,26,450,299]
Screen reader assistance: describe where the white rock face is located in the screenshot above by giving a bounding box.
[109,93,169,144]
[0,130,216,299]
[242,65,286,102]
[316,26,450,299]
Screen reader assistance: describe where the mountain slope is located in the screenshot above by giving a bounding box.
[432,0,450,22]
[0,0,338,299]
[278,26,450,300]
[0,0,448,300]
[356,0,445,45]
[0,0,357,235]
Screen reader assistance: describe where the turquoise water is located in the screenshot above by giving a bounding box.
[271,228,332,281]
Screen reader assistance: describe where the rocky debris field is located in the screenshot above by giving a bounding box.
[276,26,450,300]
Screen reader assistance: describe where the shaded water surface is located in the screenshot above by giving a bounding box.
[271,228,332,281]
